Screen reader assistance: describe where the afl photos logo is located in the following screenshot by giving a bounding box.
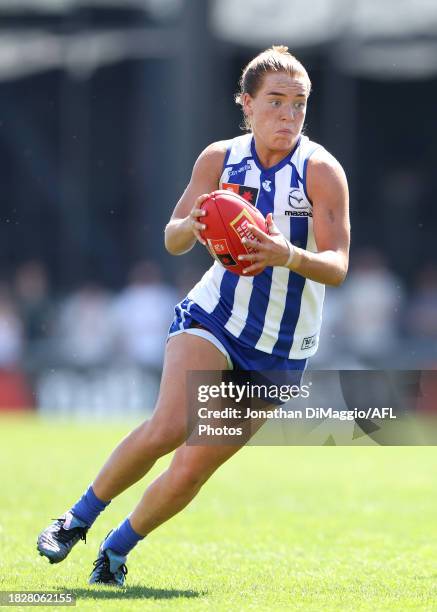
[286,188,312,217]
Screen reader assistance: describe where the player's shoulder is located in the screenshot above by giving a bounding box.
[197,140,229,164]
[192,140,229,179]
[304,141,348,203]
[307,144,347,183]
[193,135,252,181]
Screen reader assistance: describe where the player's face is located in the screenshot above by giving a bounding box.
[242,71,308,154]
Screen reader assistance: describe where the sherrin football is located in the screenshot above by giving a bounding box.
[199,189,268,276]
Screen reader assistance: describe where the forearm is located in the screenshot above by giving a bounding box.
[164,217,196,255]
[287,245,348,287]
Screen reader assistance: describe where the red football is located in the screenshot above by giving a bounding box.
[199,189,268,276]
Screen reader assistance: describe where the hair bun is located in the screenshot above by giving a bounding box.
[271,45,289,54]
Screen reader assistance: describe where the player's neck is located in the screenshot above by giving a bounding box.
[253,137,299,170]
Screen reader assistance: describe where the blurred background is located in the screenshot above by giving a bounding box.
[0,0,436,417]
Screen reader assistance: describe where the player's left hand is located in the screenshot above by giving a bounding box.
[238,213,294,274]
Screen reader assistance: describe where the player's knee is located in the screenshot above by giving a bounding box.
[138,420,185,457]
[170,459,210,492]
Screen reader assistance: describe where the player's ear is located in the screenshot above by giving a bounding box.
[241,93,253,118]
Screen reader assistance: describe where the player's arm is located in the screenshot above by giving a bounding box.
[164,141,227,255]
[239,150,350,286]
[287,150,350,286]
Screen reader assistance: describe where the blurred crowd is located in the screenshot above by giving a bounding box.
[0,250,436,376]
[315,250,437,370]
[0,259,189,375]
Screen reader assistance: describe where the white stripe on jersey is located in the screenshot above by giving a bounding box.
[224,276,254,337]
[238,161,261,201]
[226,134,252,166]
[289,218,325,357]
[188,262,225,313]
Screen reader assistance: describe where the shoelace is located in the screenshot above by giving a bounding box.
[52,518,87,544]
[91,554,128,581]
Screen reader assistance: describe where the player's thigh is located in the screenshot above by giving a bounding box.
[146,333,228,443]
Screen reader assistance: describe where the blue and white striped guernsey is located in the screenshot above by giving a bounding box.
[187,133,325,359]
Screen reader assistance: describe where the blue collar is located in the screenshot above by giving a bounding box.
[250,135,302,174]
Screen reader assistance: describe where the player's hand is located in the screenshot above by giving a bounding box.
[187,193,209,246]
[238,213,294,274]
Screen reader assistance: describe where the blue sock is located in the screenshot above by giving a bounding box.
[70,485,110,527]
[103,518,144,556]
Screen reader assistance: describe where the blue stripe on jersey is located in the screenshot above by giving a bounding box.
[169,298,189,334]
[273,169,309,355]
[237,266,273,346]
[237,169,275,346]
[210,271,239,327]
[211,154,251,327]
[223,155,253,170]
[289,161,303,189]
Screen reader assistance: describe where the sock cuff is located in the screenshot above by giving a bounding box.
[126,518,145,541]
[102,517,145,556]
[70,485,110,526]
[88,486,110,509]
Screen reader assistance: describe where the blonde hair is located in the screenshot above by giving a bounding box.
[235,45,311,130]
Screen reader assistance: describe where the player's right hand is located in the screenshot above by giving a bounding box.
[187,193,209,246]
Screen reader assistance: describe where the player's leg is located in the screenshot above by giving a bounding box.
[130,441,247,535]
[91,333,228,501]
[37,333,228,564]
[89,441,250,586]
[88,401,269,587]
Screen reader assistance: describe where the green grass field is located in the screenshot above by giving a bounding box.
[1,414,437,611]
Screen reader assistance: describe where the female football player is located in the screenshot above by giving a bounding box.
[37,45,350,586]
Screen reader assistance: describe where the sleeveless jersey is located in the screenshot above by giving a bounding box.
[187,133,325,359]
